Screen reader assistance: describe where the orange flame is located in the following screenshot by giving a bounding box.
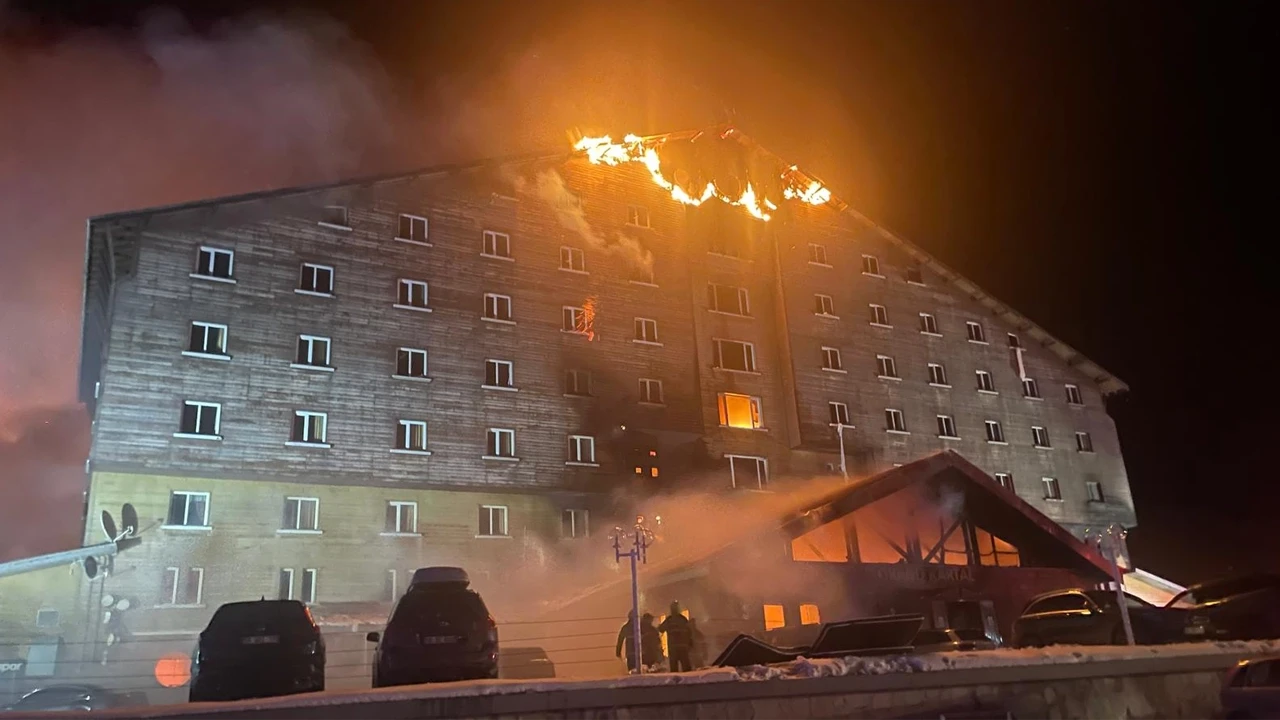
[572,134,832,222]
[577,296,597,341]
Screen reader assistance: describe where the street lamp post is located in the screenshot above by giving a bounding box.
[611,518,655,674]
[1086,524,1134,646]
[833,423,854,480]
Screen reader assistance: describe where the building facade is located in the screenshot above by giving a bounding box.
[74,129,1135,644]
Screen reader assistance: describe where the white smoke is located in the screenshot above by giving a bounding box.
[511,168,654,273]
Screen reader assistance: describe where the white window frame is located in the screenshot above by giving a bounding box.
[567,435,598,466]
[885,408,908,434]
[397,214,430,245]
[394,278,431,312]
[966,321,988,344]
[176,401,222,440]
[393,419,430,455]
[634,317,661,345]
[484,359,516,390]
[1032,426,1051,449]
[936,414,959,439]
[485,428,517,460]
[1065,384,1084,406]
[484,293,514,323]
[808,243,830,267]
[385,569,399,601]
[320,205,349,229]
[985,420,1006,444]
[1076,431,1094,453]
[994,473,1013,491]
[727,455,769,490]
[869,304,891,327]
[976,370,997,394]
[814,294,837,317]
[919,313,940,336]
[279,568,295,600]
[165,491,210,528]
[192,246,235,282]
[927,362,950,387]
[384,501,418,535]
[288,411,329,448]
[1086,481,1105,503]
[1042,477,1062,501]
[185,321,230,359]
[300,568,317,604]
[394,347,429,381]
[876,354,899,380]
[562,305,587,334]
[560,246,586,273]
[627,205,651,228]
[162,567,204,606]
[713,338,758,373]
[1007,333,1022,348]
[708,284,751,316]
[821,346,845,373]
[564,369,592,397]
[479,505,510,537]
[639,378,664,405]
[281,496,321,533]
[906,265,926,285]
[297,263,334,297]
[293,334,333,372]
[828,401,851,426]
[482,230,512,259]
[861,254,883,277]
[562,509,590,539]
[718,392,764,430]
[1023,377,1042,399]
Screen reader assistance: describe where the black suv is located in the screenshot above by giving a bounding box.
[189,599,326,702]
[368,567,499,687]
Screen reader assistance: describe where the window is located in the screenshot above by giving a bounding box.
[1042,477,1062,501]
[486,428,516,458]
[320,205,348,227]
[482,230,511,259]
[300,568,317,604]
[395,420,429,452]
[708,233,745,258]
[906,266,925,285]
[928,363,949,386]
[763,604,786,631]
[565,369,591,396]
[385,501,417,534]
[829,402,850,426]
[800,604,822,625]
[562,509,589,538]
[396,279,429,310]
[869,304,890,326]
[166,491,209,527]
[295,335,331,368]
[479,505,509,537]
[290,411,328,446]
[713,339,757,372]
[919,313,939,335]
[1086,481,1105,503]
[567,435,596,464]
[639,378,664,404]
[162,567,204,606]
[1022,377,1041,399]
[298,263,334,296]
[634,447,660,479]
[994,473,1013,490]
[966,321,987,343]
[484,293,513,322]
[985,420,1006,443]
[627,205,650,228]
[35,609,60,628]
[634,317,660,344]
[1076,431,1094,453]
[718,393,763,429]
[707,284,750,316]
[630,264,656,285]
[278,568,295,600]
[1007,333,1021,348]
[397,214,429,244]
[178,401,221,438]
[885,408,907,433]
[560,246,586,272]
[1065,384,1084,405]
[1032,426,1051,448]
[814,294,836,316]
[562,306,587,333]
[484,359,514,388]
[187,322,228,356]
[396,348,429,379]
[808,243,829,265]
[861,254,882,276]
[876,355,898,379]
[936,415,958,438]
[728,455,768,490]
[821,346,844,372]
[282,497,319,531]
[194,246,234,280]
[385,570,398,602]
[976,370,996,393]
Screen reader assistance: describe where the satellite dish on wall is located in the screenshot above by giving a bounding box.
[121,504,139,537]
[101,511,118,542]
[83,557,99,579]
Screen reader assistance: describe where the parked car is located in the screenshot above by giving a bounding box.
[1221,656,1280,719]
[1011,588,1183,647]
[1,685,144,712]
[1167,575,1280,641]
[368,567,499,687]
[188,599,326,702]
[911,627,1000,653]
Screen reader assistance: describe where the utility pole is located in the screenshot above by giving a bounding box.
[611,518,655,674]
[1086,524,1134,646]
[833,423,854,480]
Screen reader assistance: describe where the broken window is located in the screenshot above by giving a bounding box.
[762,604,786,631]
[708,284,750,315]
[718,393,762,429]
[713,339,756,372]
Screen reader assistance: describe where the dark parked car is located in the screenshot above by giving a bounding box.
[1,685,145,712]
[1168,575,1280,641]
[368,567,499,687]
[1221,656,1280,719]
[189,599,326,702]
[1011,589,1183,647]
[911,627,1000,653]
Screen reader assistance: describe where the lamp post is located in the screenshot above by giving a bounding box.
[833,423,854,480]
[611,518,655,674]
[1085,524,1134,646]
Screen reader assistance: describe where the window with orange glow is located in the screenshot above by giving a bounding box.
[718,393,762,429]
[763,604,786,631]
[791,521,850,563]
[800,604,821,625]
[974,527,1021,567]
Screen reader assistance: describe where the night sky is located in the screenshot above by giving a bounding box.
[2,1,1274,582]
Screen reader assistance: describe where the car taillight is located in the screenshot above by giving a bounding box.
[487,617,499,644]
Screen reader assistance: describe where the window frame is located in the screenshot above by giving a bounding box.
[162,566,204,607]
[176,401,222,439]
[297,262,335,297]
[1075,431,1095,453]
[712,338,758,373]
[906,265,925,285]
[717,392,764,430]
[727,454,769,490]
[393,419,430,454]
[300,568,317,604]
[293,334,333,371]
[1022,377,1042,399]
[927,362,950,387]
[807,243,830,266]
[868,304,891,328]
[993,473,1014,491]
[707,284,751,317]
[481,229,513,259]
[821,346,845,373]
[185,321,229,359]
[395,278,431,312]
[485,427,517,459]
[936,414,959,439]
[562,508,590,539]
[566,434,598,465]
[559,246,587,273]
[278,568,295,600]
[1065,384,1084,406]
[966,321,988,344]
[165,491,211,528]
[976,370,996,393]
[288,410,329,447]
[876,354,899,380]
[394,347,430,380]
[885,408,908,434]
[479,505,510,537]
[639,378,665,405]
[1032,426,1051,449]
[861,254,883,277]
[564,369,592,397]
[985,420,1006,444]
[626,205,651,228]
[281,496,321,533]
[918,312,940,336]
[634,317,661,345]
[192,246,235,282]
[484,293,514,323]
[483,358,516,390]
[319,205,350,229]
[384,501,419,535]
[1086,481,1105,503]
[814,294,837,317]
[828,401,851,426]
[1042,477,1063,501]
[396,213,431,245]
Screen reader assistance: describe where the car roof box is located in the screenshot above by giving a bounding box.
[410,567,470,587]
